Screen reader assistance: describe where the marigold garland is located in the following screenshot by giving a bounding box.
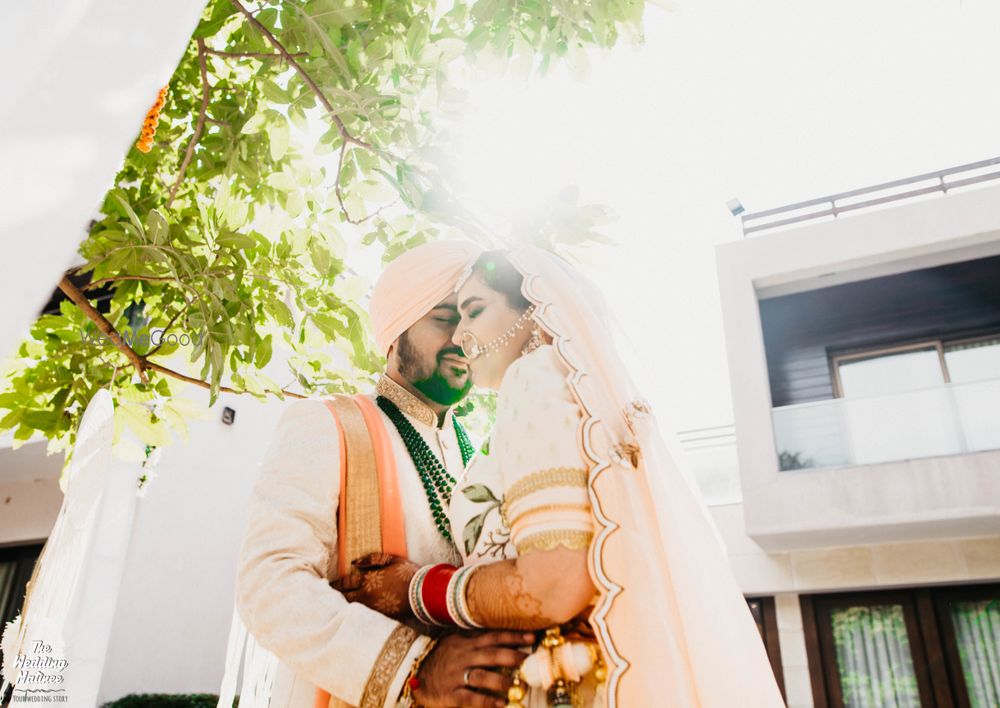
[136,85,169,153]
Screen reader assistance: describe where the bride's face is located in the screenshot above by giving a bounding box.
[452,271,533,390]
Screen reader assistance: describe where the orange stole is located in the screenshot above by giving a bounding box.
[316,395,407,708]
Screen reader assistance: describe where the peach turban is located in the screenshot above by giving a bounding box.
[369,240,483,356]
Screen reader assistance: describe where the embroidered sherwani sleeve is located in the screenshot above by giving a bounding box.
[236,398,427,707]
[496,349,594,555]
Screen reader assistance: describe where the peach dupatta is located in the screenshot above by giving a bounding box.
[509,247,785,708]
[315,395,407,708]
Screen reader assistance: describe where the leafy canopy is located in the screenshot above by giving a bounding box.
[0,0,643,470]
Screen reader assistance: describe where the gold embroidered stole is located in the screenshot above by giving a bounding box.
[319,396,414,708]
[326,396,382,576]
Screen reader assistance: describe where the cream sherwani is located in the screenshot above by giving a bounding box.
[237,380,464,708]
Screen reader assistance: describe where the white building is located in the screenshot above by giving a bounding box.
[701,156,1000,707]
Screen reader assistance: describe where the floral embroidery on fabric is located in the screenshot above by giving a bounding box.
[479,527,512,559]
[459,483,509,557]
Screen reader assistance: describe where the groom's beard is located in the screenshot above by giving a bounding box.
[397,333,472,406]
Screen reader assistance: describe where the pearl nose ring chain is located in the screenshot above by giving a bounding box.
[460,306,537,360]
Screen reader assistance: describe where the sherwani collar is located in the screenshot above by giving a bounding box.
[376,375,452,430]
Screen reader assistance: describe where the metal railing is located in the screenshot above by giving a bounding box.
[741,156,1000,236]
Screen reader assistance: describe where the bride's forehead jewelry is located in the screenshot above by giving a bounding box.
[454,260,476,293]
[460,305,536,360]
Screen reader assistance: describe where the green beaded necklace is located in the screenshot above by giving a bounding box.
[376,396,475,542]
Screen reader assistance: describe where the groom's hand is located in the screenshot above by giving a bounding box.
[331,552,418,621]
[414,631,533,708]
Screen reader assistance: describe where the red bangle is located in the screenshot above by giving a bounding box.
[421,564,457,625]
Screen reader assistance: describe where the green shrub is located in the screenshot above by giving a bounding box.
[100,694,238,708]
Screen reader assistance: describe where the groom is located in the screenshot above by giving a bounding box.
[236,240,529,708]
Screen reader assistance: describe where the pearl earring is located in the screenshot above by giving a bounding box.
[521,325,543,356]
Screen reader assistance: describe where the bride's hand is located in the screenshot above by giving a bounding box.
[330,552,418,621]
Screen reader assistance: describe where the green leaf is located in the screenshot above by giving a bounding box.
[224,199,250,230]
[262,80,292,105]
[309,239,331,277]
[217,231,257,250]
[269,117,290,161]
[267,171,297,192]
[462,510,489,556]
[240,112,267,135]
[460,483,498,504]
[418,38,466,66]
[254,334,273,369]
[310,313,341,341]
[266,296,295,328]
[146,209,169,245]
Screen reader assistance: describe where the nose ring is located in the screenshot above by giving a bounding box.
[460,331,483,360]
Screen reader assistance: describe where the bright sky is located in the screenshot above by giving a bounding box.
[443,0,1000,432]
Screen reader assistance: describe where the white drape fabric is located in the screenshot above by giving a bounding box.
[950,600,1000,708]
[830,604,920,708]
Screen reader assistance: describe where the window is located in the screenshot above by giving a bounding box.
[0,543,44,705]
[832,334,1000,398]
[944,336,1000,384]
[801,584,1000,707]
[747,596,787,703]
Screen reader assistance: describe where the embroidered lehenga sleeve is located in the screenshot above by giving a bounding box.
[236,399,428,707]
[495,347,594,556]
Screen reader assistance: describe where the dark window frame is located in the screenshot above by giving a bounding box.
[930,583,1000,708]
[746,595,787,703]
[800,583,1000,707]
[0,541,45,706]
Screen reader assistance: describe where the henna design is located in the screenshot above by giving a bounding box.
[466,562,555,630]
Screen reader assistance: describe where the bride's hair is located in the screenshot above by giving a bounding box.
[471,250,532,311]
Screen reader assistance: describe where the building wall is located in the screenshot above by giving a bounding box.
[715,183,1000,551]
[0,368,295,703]
[96,386,288,704]
[0,478,63,548]
[706,502,1000,708]
[759,254,1000,407]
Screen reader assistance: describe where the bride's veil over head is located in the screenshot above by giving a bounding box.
[506,246,784,708]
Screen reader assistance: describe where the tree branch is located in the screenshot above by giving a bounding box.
[145,304,189,358]
[61,275,305,400]
[166,38,211,209]
[333,142,393,225]
[230,0,372,150]
[59,275,150,384]
[145,361,305,399]
[205,49,308,59]
[84,275,181,291]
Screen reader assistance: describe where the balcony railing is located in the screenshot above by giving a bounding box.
[772,377,1000,470]
[742,156,1000,236]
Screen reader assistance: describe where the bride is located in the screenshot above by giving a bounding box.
[344,246,785,707]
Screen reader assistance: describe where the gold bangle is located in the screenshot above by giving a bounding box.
[402,637,438,705]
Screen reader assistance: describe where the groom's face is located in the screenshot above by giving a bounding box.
[391,294,473,406]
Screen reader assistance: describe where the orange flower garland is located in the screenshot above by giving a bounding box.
[136,86,169,153]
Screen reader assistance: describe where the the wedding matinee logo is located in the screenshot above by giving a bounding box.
[80,327,203,349]
[9,640,68,703]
